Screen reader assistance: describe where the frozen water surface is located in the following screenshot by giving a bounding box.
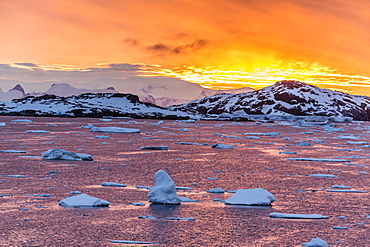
[0,116,369,246]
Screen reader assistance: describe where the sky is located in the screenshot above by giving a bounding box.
[2,0,370,95]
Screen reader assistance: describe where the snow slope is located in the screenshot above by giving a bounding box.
[170,80,370,121]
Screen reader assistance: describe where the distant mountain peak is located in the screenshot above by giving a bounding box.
[10,84,26,96]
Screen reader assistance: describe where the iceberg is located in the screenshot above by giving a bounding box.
[148,170,181,205]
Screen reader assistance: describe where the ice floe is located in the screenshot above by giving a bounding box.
[333,226,349,229]
[59,194,110,207]
[101,182,127,187]
[307,174,340,178]
[224,188,275,206]
[287,158,347,162]
[110,240,154,244]
[301,237,329,246]
[0,150,28,153]
[148,170,181,205]
[166,217,195,221]
[26,130,50,133]
[327,190,367,193]
[330,184,351,189]
[207,187,225,193]
[0,175,29,178]
[140,146,168,150]
[42,149,93,161]
[0,122,6,126]
[270,213,329,219]
[138,215,157,219]
[90,127,140,133]
[12,119,33,123]
[212,143,234,149]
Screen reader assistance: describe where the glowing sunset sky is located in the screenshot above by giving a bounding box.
[2,0,370,95]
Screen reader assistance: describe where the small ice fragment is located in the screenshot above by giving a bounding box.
[327,190,368,193]
[12,119,33,123]
[69,191,82,194]
[179,197,199,202]
[176,186,193,190]
[101,182,127,187]
[0,175,29,178]
[140,146,168,150]
[287,158,347,162]
[26,194,52,197]
[359,171,368,174]
[338,216,345,219]
[270,213,329,219]
[132,202,145,206]
[279,151,297,154]
[0,122,6,126]
[99,119,112,122]
[333,226,349,229]
[166,217,195,221]
[330,184,351,189]
[301,237,329,246]
[110,240,154,244]
[90,127,140,133]
[26,130,50,133]
[94,135,110,139]
[207,187,225,193]
[212,143,234,149]
[138,215,157,219]
[307,174,340,178]
[206,177,219,180]
[0,150,28,153]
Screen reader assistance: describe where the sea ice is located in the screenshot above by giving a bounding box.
[207,187,225,193]
[0,175,30,178]
[288,158,347,162]
[110,240,154,244]
[140,146,168,150]
[12,119,33,123]
[101,182,127,187]
[333,226,349,229]
[148,170,181,205]
[94,135,110,139]
[0,122,6,126]
[224,188,275,206]
[212,143,234,149]
[132,202,145,206]
[138,215,157,219]
[59,194,110,207]
[26,130,50,133]
[166,217,195,221]
[330,184,351,189]
[307,174,340,178]
[0,150,28,153]
[327,190,367,193]
[301,237,329,246]
[270,212,329,219]
[90,127,140,133]
[179,196,199,202]
[42,149,93,161]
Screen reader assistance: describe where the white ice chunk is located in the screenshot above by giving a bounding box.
[347,141,368,145]
[148,170,181,205]
[179,196,199,202]
[212,143,234,149]
[207,187,225,193]
[42,149,93,161]
[59,194,110,207]
[333,226,349,229]
[0,122,6,126]
[138,215,157,219]
[270,212,329,219]
[90,127,140,133]
[301,237,329,246]
[225,188,275,206]
[12,119,33,123]
[101,182,127,187]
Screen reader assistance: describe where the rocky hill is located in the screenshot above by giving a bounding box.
[170,80,370,121]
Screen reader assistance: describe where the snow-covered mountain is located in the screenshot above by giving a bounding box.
[0,84,26,101]
[0,76,254,107]
[0,93,195,119]
[41,83,119,97]
[170,80,370,121]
